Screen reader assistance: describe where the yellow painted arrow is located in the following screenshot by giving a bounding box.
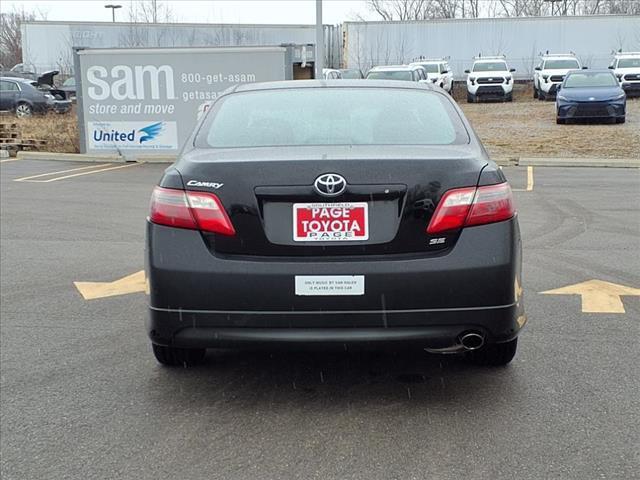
[74,270,148,300]
[541,279,640,314]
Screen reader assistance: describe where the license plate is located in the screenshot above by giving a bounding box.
[295,275,365,296]
[293,202,368,242]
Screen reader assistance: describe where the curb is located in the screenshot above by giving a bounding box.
[135,154,177,164]
[519,157,640,168]
[16,151,125,163]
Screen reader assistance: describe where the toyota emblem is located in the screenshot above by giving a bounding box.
[314,173,346,197]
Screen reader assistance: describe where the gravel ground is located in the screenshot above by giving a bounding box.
[456,84,640,160]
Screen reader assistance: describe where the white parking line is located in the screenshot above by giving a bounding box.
[36,163,140,182]
[14,164,113,182]
[0,158,22,164]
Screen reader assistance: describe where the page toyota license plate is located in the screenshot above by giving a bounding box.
[293,202,369,242]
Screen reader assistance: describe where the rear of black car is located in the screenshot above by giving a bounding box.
[146,81,524,367]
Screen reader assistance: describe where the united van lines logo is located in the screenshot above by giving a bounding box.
[88,121,178,150]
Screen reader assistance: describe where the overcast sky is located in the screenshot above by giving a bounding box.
[0,0,378,24]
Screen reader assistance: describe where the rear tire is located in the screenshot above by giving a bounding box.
[533,85,538,99]
[152,344,206,367]
[15,103,33,118]
[466,338,518,366]
[467,92,475,103]
[615,116,626,124]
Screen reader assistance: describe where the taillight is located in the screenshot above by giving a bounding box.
[149,186,235,236]
[426,183,514,234]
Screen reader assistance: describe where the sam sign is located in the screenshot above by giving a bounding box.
[76,46,288,158]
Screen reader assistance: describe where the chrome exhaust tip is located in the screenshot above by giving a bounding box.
[459,332,485,351]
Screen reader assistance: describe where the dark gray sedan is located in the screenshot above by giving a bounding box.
[0,76,71,117]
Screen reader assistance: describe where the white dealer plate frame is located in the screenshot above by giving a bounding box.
[292,202,369,242]
[295,275,365,296]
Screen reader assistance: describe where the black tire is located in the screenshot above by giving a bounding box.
[152,343,206,367]
[466,338,518,366]
[467,92,475,103]
[556,117,566,124]
[449,82,454,96]
[616,116,626,124]
[538,91,546,101]
[506,93,513,102]
[533,85,538,99]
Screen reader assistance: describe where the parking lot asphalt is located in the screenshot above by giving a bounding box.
[1,160,639,480]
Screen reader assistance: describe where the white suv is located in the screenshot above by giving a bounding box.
[609,51,640,97]
[534,53,583,100]
[365,65,428,83]
[465,56,515,103]
[409,59,454,93]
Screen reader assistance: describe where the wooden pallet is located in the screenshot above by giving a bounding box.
[0,123,18,131]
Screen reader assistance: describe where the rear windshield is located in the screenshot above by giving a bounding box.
[197,88,468,148]
[366,71,413,81]
[564,72,618,88]
[618,58,640,68]
[340,69,362,79]
[544,59,580,69]
[418,64,440,73]
[473,62,507,72]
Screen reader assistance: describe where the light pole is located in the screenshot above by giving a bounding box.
[104,4,122,23]
[315,0,324,79]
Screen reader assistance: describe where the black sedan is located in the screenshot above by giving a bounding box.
[146,80,524,368]
[556,70,626,124]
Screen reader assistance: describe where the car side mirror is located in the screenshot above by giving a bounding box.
[464,69,470,74]
[510,68,516,72]
[441,70,449,74]
[608,66,614,69]
[582,66,588,70]
[534,67,541,71]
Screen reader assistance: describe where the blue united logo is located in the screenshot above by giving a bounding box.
[139,122,164,144]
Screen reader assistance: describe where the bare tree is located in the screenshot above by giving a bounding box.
[127,0,174,23]
[368,0,434,21]
[0,8,46,69]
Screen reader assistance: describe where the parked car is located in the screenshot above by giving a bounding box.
[365,65,428,82]
[410,58,454,94]
[0,77,70,117]
[534,52,584,100]
[322,68,343,80]
[609,51,640,97]
[339,68,364,79]
[145,80,524,368]
[60,77,77,102]
[0,63,38,81]
[556,70,626,124]
[465,55,515,102]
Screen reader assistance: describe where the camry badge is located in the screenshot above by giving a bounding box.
[314,173,347,197]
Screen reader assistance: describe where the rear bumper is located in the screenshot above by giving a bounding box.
[146,217,524,349]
